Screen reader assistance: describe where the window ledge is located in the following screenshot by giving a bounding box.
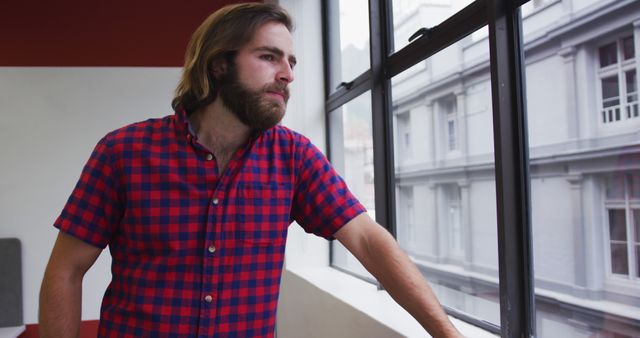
[0,326,25,338]
[285,265,497,338]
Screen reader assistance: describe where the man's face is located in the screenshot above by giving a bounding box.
[218,22,296,132]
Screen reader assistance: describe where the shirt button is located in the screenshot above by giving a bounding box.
[212,198,219,205]
[208,245,216,253]
[205,153,213,161]
[204,295,213,303]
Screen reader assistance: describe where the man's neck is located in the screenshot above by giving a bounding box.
[188,100,251,171]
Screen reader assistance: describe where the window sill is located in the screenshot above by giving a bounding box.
[0,326,25,338]
[285,265,497,338]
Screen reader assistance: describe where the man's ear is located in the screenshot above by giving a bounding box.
[211,58,229,79]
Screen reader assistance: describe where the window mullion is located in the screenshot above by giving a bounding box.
[625,175,637,279]
[368,0,396,237]
[619,42,628,120]
[487,0,535,337]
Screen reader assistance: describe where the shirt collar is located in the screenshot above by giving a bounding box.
[174,105,198,140]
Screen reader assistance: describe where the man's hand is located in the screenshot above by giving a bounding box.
[335,213,463,338]
[39,232,102,338]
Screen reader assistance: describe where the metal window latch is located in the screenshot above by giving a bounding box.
[336,80,355,90]
[409,27,432,42]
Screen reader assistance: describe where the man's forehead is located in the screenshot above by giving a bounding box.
[247,22,294,52]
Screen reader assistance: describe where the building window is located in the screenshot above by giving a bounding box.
[605,173,640,279]
[445,184,463,259]
[396,112,412,161]
[598,35,638,124]
[401,186,416,247]
[439,96,458,152]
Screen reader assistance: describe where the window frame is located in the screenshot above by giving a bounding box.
[604,174,640,282]
[597,34,638,125]
[322,0,534,336]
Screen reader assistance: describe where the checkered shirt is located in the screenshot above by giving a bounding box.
[54,107,366,337]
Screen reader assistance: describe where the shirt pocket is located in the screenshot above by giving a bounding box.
[235,182,292,246]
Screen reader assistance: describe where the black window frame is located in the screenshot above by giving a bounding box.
[322,0,534,337]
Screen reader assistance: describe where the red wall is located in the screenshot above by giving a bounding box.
[19,321,99,338]
[0,0,250,67]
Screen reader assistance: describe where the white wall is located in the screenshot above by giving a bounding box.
[469,180,499,271]
[531,176,575,285]
[525,56,569,147]
[0,67,182,323]
[466,81,494,157]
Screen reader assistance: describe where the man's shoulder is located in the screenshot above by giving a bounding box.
[267,125,311,145]
[102,114,174,145]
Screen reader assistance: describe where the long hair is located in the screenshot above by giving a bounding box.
[172,3,292,115]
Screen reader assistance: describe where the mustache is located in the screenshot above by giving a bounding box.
[263,82,290,102]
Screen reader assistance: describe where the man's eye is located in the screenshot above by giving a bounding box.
[260,54,275,61]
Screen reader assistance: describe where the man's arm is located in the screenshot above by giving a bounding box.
[334,213,462,338]
[39,231,102,338]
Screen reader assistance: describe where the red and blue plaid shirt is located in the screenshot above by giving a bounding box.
[54,107,365,337]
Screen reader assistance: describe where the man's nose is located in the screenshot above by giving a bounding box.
[278,61,294,84]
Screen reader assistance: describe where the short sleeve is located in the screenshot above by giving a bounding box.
[291,137,366,239]
[53,134,123,248]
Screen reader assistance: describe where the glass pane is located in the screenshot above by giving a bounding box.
[447,120,457,151]
[326,0,370,93]
[627,70,639,119]
[391,25,500,326]
[611,243,629,275]
[523,2,640,336]
[391,0,474,53]
[329,91,376,281]
[632,174,640,200]
[606,175,626,199]
[637,244,640,278]
[623,36,635,60]
[602,76,620,101]
[599,42,618,67]
[609,209,627,241]
[626,70,637,94]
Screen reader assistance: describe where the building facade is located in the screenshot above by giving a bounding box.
[332,0,639,336]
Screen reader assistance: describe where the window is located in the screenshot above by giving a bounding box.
[329,92,376,282]
[626,70,638,119]
[623,36,635,60]
[600,42,618,68]
[390,32,499,326]
[395,112,412,162]
[326,0,370,94]
[439,96,458,152]
[324,0,640,335]
[598,35,638,124]
[391,0,474,53]
[523,1,640,336]
[324,0,535,335]
[445,184,463,259]
[606,173,640,279]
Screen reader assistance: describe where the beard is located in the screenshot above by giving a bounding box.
[217,66,290,133]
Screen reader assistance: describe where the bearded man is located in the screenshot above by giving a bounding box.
[39,3,461,338]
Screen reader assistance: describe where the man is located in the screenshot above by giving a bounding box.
[39,3,461,337]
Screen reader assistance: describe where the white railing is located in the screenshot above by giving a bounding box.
[602,104,621,123]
